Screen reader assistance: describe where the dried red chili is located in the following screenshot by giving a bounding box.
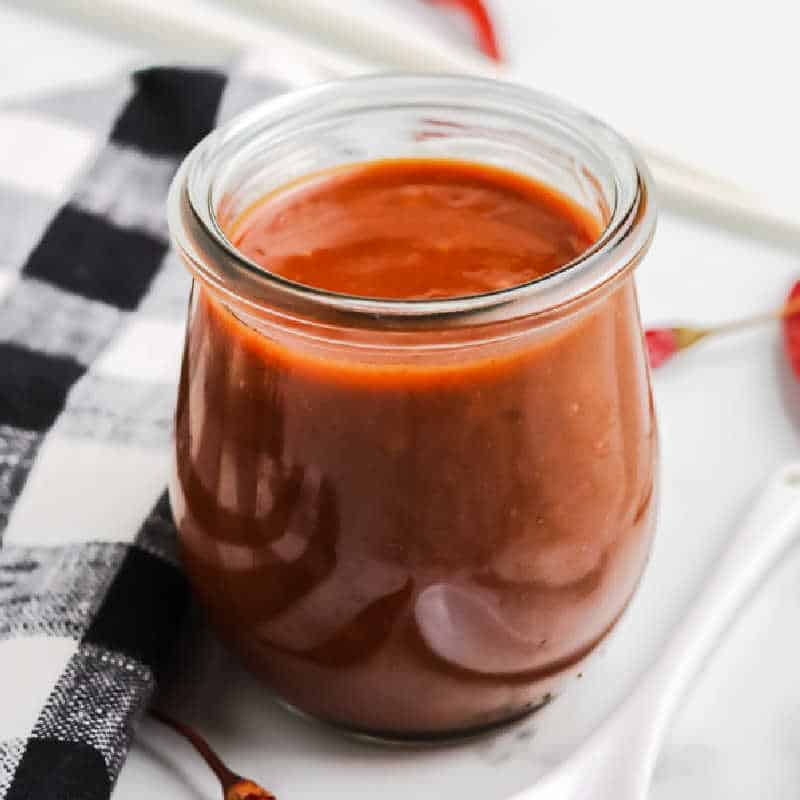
[423,0,502,61]
[151,709,275,800]
[783,280,800,378]
[227,781,276,800]
[645,328,678,368]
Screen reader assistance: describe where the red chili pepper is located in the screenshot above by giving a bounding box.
[424,0,502,61]
[645,328,678,368]
[783,280,800,379]
[228,782,275,800]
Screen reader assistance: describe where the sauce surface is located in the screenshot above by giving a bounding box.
[230,159,601,299]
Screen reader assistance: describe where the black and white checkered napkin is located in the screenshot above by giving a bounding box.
[0,65,292,799]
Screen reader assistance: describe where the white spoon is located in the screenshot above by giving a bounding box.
[512,461,800,800]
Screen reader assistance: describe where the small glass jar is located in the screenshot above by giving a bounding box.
[167,74,657,741]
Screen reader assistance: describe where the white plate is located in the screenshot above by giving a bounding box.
[119,208,800,798]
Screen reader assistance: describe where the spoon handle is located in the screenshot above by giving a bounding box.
[524,462,800,800]
[604,462,800,799]
[637,462,800,752]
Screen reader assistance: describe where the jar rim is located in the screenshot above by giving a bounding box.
[168,73,656,329]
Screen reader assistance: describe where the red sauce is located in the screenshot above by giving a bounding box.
[230,159,599,299]
[172,159,657,737]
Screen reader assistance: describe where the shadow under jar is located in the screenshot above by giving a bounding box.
[167,75,658,741]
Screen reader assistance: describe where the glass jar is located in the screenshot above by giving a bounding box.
[167,74,657,741]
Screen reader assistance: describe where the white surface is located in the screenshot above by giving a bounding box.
[498,0,800,212]
[1,1,799,798]
[0,3,152,101]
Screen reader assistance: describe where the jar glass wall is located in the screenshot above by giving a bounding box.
[168,74,658,740]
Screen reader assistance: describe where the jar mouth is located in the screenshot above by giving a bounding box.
[169,73,655,329]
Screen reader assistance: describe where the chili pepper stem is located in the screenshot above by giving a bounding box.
[150,708,240,788]
[646,293,800,369]
[702,295,800,338]
[150,709,276,799]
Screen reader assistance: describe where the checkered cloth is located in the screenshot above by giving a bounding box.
[0,65,294,799]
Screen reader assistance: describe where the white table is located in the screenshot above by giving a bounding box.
[2,1,799,797]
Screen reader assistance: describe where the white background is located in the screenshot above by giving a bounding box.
[1,2,799,798]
